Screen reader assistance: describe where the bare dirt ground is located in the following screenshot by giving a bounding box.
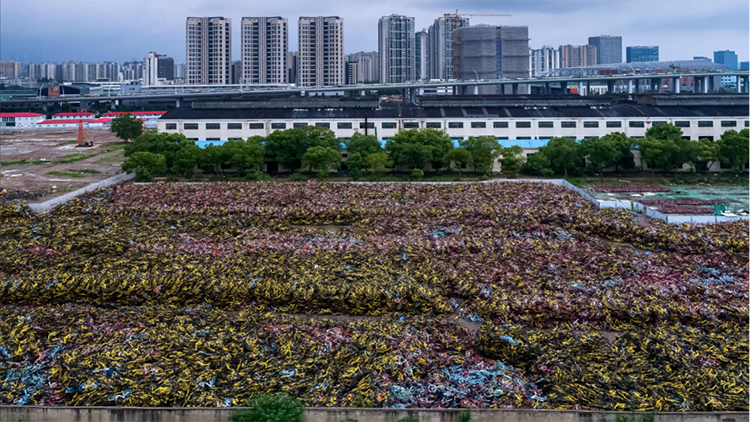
[0,129,126,203]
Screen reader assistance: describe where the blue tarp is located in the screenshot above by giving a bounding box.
[195,139,559,150]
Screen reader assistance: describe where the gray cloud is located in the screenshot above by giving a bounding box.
[1,0,747,64]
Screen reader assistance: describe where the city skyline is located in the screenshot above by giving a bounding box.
[1,0,748,64]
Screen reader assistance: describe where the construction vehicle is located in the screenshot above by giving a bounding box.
[443,9,510,79]
[76,120,93,148]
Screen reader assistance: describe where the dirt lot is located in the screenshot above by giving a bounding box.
[0,129,127,202]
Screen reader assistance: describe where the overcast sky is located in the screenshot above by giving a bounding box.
[1,0,748,64]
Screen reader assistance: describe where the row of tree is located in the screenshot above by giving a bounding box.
[522,125,749,178]
[113,113,749,181]
[118,123,527,181]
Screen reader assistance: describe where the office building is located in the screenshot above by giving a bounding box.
[588,35,622,64]
[241,17,288,84]
[741,61,749,71]
[428,16,470,80]
[626,46,658,63]
[144,52,169,85]
[530,45,560,77]
[298,16,345,87]
[0,60,21,78]
[693,56,711,61]
[713,50,738,70]
[186,16,233,85]
[415,29,428,80]
[287,52,298,85]
[559,44,597,68]
[378,14,416,83]
[457,25,529,94]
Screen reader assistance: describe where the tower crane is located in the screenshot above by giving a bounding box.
[444,9,511,79]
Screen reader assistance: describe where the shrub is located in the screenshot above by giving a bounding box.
[410,168,424,181]
[458,410,471,422]
[246,172,271,182]
[398,418,419,422]
[229,393,304,422]
[288,173,308,182]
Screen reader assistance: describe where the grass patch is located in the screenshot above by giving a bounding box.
[96,152,125,163]
[59,140,77,146]
[48,169,101,178]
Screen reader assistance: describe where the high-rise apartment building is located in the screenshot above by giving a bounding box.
[345,58,359,85]
[347,51,379,83]
[144,52,175,85]
[428,16,470,80]
[174,63,187,80]
[287,52,298,85]
[530,45,560,77]
[241,17,288,84]
[559,44,597,68]
[378,14,415,83]
[61,61,76,82]
[457,25,529,94]
[232,61,243,84]
[713,50,738,70]
[415,29,428,80]
[298,16,345,87]
[588,35,622,64]
[626,46,658,63]
[186,16,232,85]
[0,60,21,78]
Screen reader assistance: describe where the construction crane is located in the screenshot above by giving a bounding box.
[444,9,511,79]
[76,120,93,148]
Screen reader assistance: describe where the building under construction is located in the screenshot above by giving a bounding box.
[457,25,529,94]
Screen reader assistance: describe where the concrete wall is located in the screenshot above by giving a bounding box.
[1,406,746,422]
[27,172,135,213]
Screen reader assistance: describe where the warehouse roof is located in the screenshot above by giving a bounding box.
[161,103,748,120]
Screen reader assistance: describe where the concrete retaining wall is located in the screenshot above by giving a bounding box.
[0,406,746,422]
[27,172,135,213]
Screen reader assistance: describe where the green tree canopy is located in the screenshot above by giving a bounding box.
[172,143,202,178]
[459,136,500,175]
[582,134,623,179]
[265,126,339,171]
[500,145,526,176]
[717,129,750,172]
[637,137,666,179]
[385,128,453,170]
[364,152,391,174]
[695,138,719,172]
[122,151,167,182]
[345,133,382,158]
[110,113,144,142]
[345,152,364,180]
[522,151,554,177]
[123,131,192,173]
[447,147,472,175]
[224,137,266,175]
[645,123,683,142]
[635,136,697,179]
[542,137,582,178]
[302,146,341,178]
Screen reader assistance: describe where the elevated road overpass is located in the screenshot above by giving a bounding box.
[1,71,746,108]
